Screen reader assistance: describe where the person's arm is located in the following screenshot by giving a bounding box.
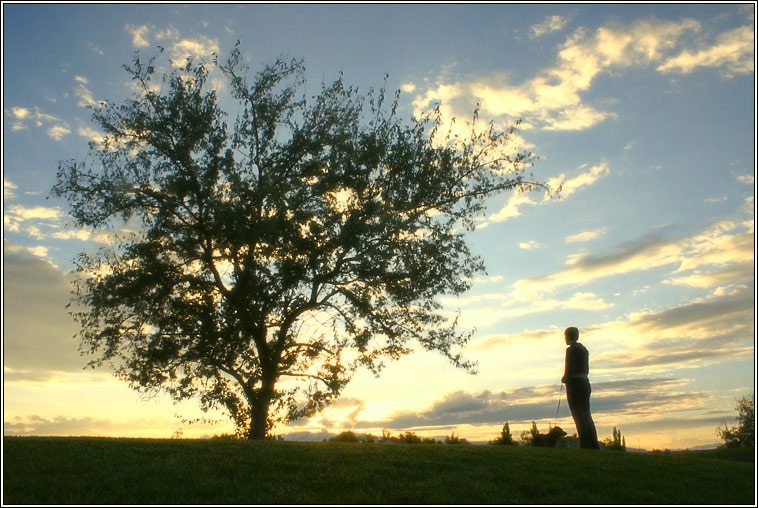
[562,346,572,383]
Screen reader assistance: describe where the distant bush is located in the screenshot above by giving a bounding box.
[444,432,468,445]
[330,431,360,443]
[520,421,540,445]
[325,429,454,444]
[397,432,422,444]
[489,422,515,445]
[603,427,626,451]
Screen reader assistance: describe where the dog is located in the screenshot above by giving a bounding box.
[532,426,567,447]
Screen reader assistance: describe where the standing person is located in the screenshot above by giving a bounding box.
[561,327,600,449]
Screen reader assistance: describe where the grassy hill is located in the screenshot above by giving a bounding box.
[3,436,754,505]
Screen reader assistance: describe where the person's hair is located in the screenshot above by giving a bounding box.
[564,327,579,342]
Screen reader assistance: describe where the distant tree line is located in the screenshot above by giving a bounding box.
[328,429,469,444]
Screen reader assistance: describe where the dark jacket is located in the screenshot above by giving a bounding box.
[562,342,589,383]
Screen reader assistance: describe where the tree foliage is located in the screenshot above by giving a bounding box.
[489,421,515,445]
[603,426,626,451]
[51,43,546,439]
[520,421,540,445]
[717,394,754,448]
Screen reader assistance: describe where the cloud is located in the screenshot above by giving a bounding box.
[10,106,30,119]
[123,23,219,63]
[657,24,754,76]
[5,105,71,139]
[519,240,543,250]
[409,16,752,135]
[78,125,106,145]
[3,247,84,378]
[125,23,152,48]
[592,286,754,372]
[512,200,753,296]
[3,415,118,436]
[4,177,18,199]
[481,192,538,226]
[566,227,607,243]
[546,162,610,198]
[665,261,754,288]
[155,25,180,41]
[348,378,708,430]
[170,35,220,62]
[4,203,66,236]
[529,15,570,39]
[87,42,104,56]
[3,242,53,260]
[401,83,416,93]
[2,414,183,437]
[479,162,609,228]
[74,75,99,108]
[47,125,72,140]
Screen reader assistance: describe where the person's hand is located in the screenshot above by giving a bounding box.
[561,376,566,384]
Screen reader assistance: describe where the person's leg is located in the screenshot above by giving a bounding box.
[583,383,600,449]
[571,380,599,449]
[566,382,587,445]
[577,382,599,449]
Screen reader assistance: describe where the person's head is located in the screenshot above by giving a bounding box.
[564,327,579,345]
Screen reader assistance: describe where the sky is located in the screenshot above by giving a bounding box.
[2,2,755,450]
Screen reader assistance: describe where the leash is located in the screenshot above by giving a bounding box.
[554,383,563,426]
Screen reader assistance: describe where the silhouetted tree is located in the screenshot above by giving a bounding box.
[397,431,423,444]
[520,421,539,445]
[603,426,626,451]
[444,431,468,444]
[717,394,754,448]
[52,43,546,440]
[330,430,360,442]
[490,421,515,445]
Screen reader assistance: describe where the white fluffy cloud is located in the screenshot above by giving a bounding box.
[123,23,219,63]
[657,24,754,76]
[409,17,754,134]
[478,162,610,228]
[5,105,71,140]
[566,227,607,244]
[529,15,570,39]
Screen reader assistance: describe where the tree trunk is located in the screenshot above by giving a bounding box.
[248,379,275,440]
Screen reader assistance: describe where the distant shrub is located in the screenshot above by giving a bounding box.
[520,421,539,445]
[603,427,626,451]
[490,422,515,445]
[330,431,360,443]
[397,432,422,444]
[444,432,468,445]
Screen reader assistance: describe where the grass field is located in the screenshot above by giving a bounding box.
[2,436,755,505]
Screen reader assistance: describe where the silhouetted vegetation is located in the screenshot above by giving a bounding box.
[520,421,540,445]
[329,430,361,442]
[717,394,754,448]
[51,42,547,440]
[444,431,469,445]
[603,426,626,451]
[489,421,516,445]
[328,429,451,444]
